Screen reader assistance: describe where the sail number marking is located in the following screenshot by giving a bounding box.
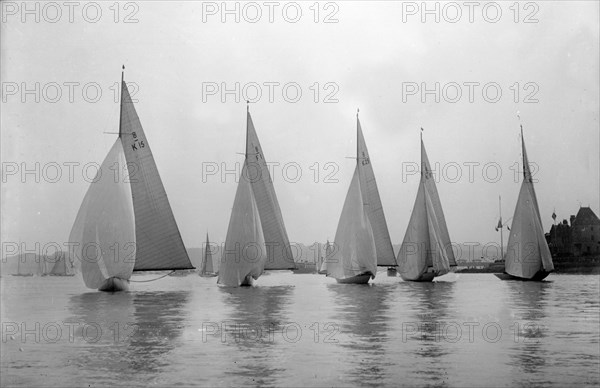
[360,151,370,166]
[130,131,145,151]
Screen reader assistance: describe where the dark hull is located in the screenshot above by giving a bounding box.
[292,268,317,274]
[494,271,551,281]
[98,277,129,292]
[45,274,75,277]
[335,272,373,284]
[400,271,435,282]
[240,275,255,287]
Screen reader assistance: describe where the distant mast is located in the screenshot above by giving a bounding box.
[499,196,504,260]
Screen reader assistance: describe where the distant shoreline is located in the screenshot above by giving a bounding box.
[456,255,600,275]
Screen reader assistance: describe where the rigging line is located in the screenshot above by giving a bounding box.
[129,271,176,282]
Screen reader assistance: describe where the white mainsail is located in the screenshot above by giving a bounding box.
[217,163,267,286]
[201,233,215,275]
[327,166,377,280]
[504,129,554,278]
[69,74,194,290]
[119,80,193,271]
[356,119,396,266]
[245,112,294,270]
[398,136,456,280]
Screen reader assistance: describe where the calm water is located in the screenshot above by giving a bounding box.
[1,272,599,387]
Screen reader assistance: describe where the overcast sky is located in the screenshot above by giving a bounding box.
[2,1,598,257]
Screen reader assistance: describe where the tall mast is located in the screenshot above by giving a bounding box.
[499,195,504,260]
[420,128,424,178]
[356,108,359,163]
[118,65,124,138]
[245,101,250,159]
[519,116,526,181]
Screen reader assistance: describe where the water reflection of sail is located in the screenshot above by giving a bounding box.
[504,282,549,379]
[219,286,293,386]
[68,291,190,382]
[399,281,456,384]
[127,291,191,373]
[68,292,135,381]
[326,284,394,387]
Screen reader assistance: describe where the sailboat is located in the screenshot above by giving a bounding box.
[199,233,218,277]
[68,67,195,292]
[318,240,331,274]
[12,256,34,277]
[47,252,75,276]
[327,111,392,284]
[495,125,554,281]
[397,131,456,282]
[217,106,295,287]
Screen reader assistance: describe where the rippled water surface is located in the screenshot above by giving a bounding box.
[1,272,599,387]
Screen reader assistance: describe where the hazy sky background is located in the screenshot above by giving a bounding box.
[2,1,599,255]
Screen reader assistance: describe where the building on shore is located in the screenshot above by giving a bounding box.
[546,207,600,256]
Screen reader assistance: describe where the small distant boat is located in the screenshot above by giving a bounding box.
[318,240,331,274]
[12,258,34,277]
[199,233,218,277]
[292,261,317,274]
[397,131,456,282]
[46,253,75,277]
[217,106,295,287]
[495,124,554,281]
[69,67,194,292]
[327,111,390,284]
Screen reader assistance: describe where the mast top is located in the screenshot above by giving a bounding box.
[247,100,250,112]
[517,111,524,135]
[356,108,359,117]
